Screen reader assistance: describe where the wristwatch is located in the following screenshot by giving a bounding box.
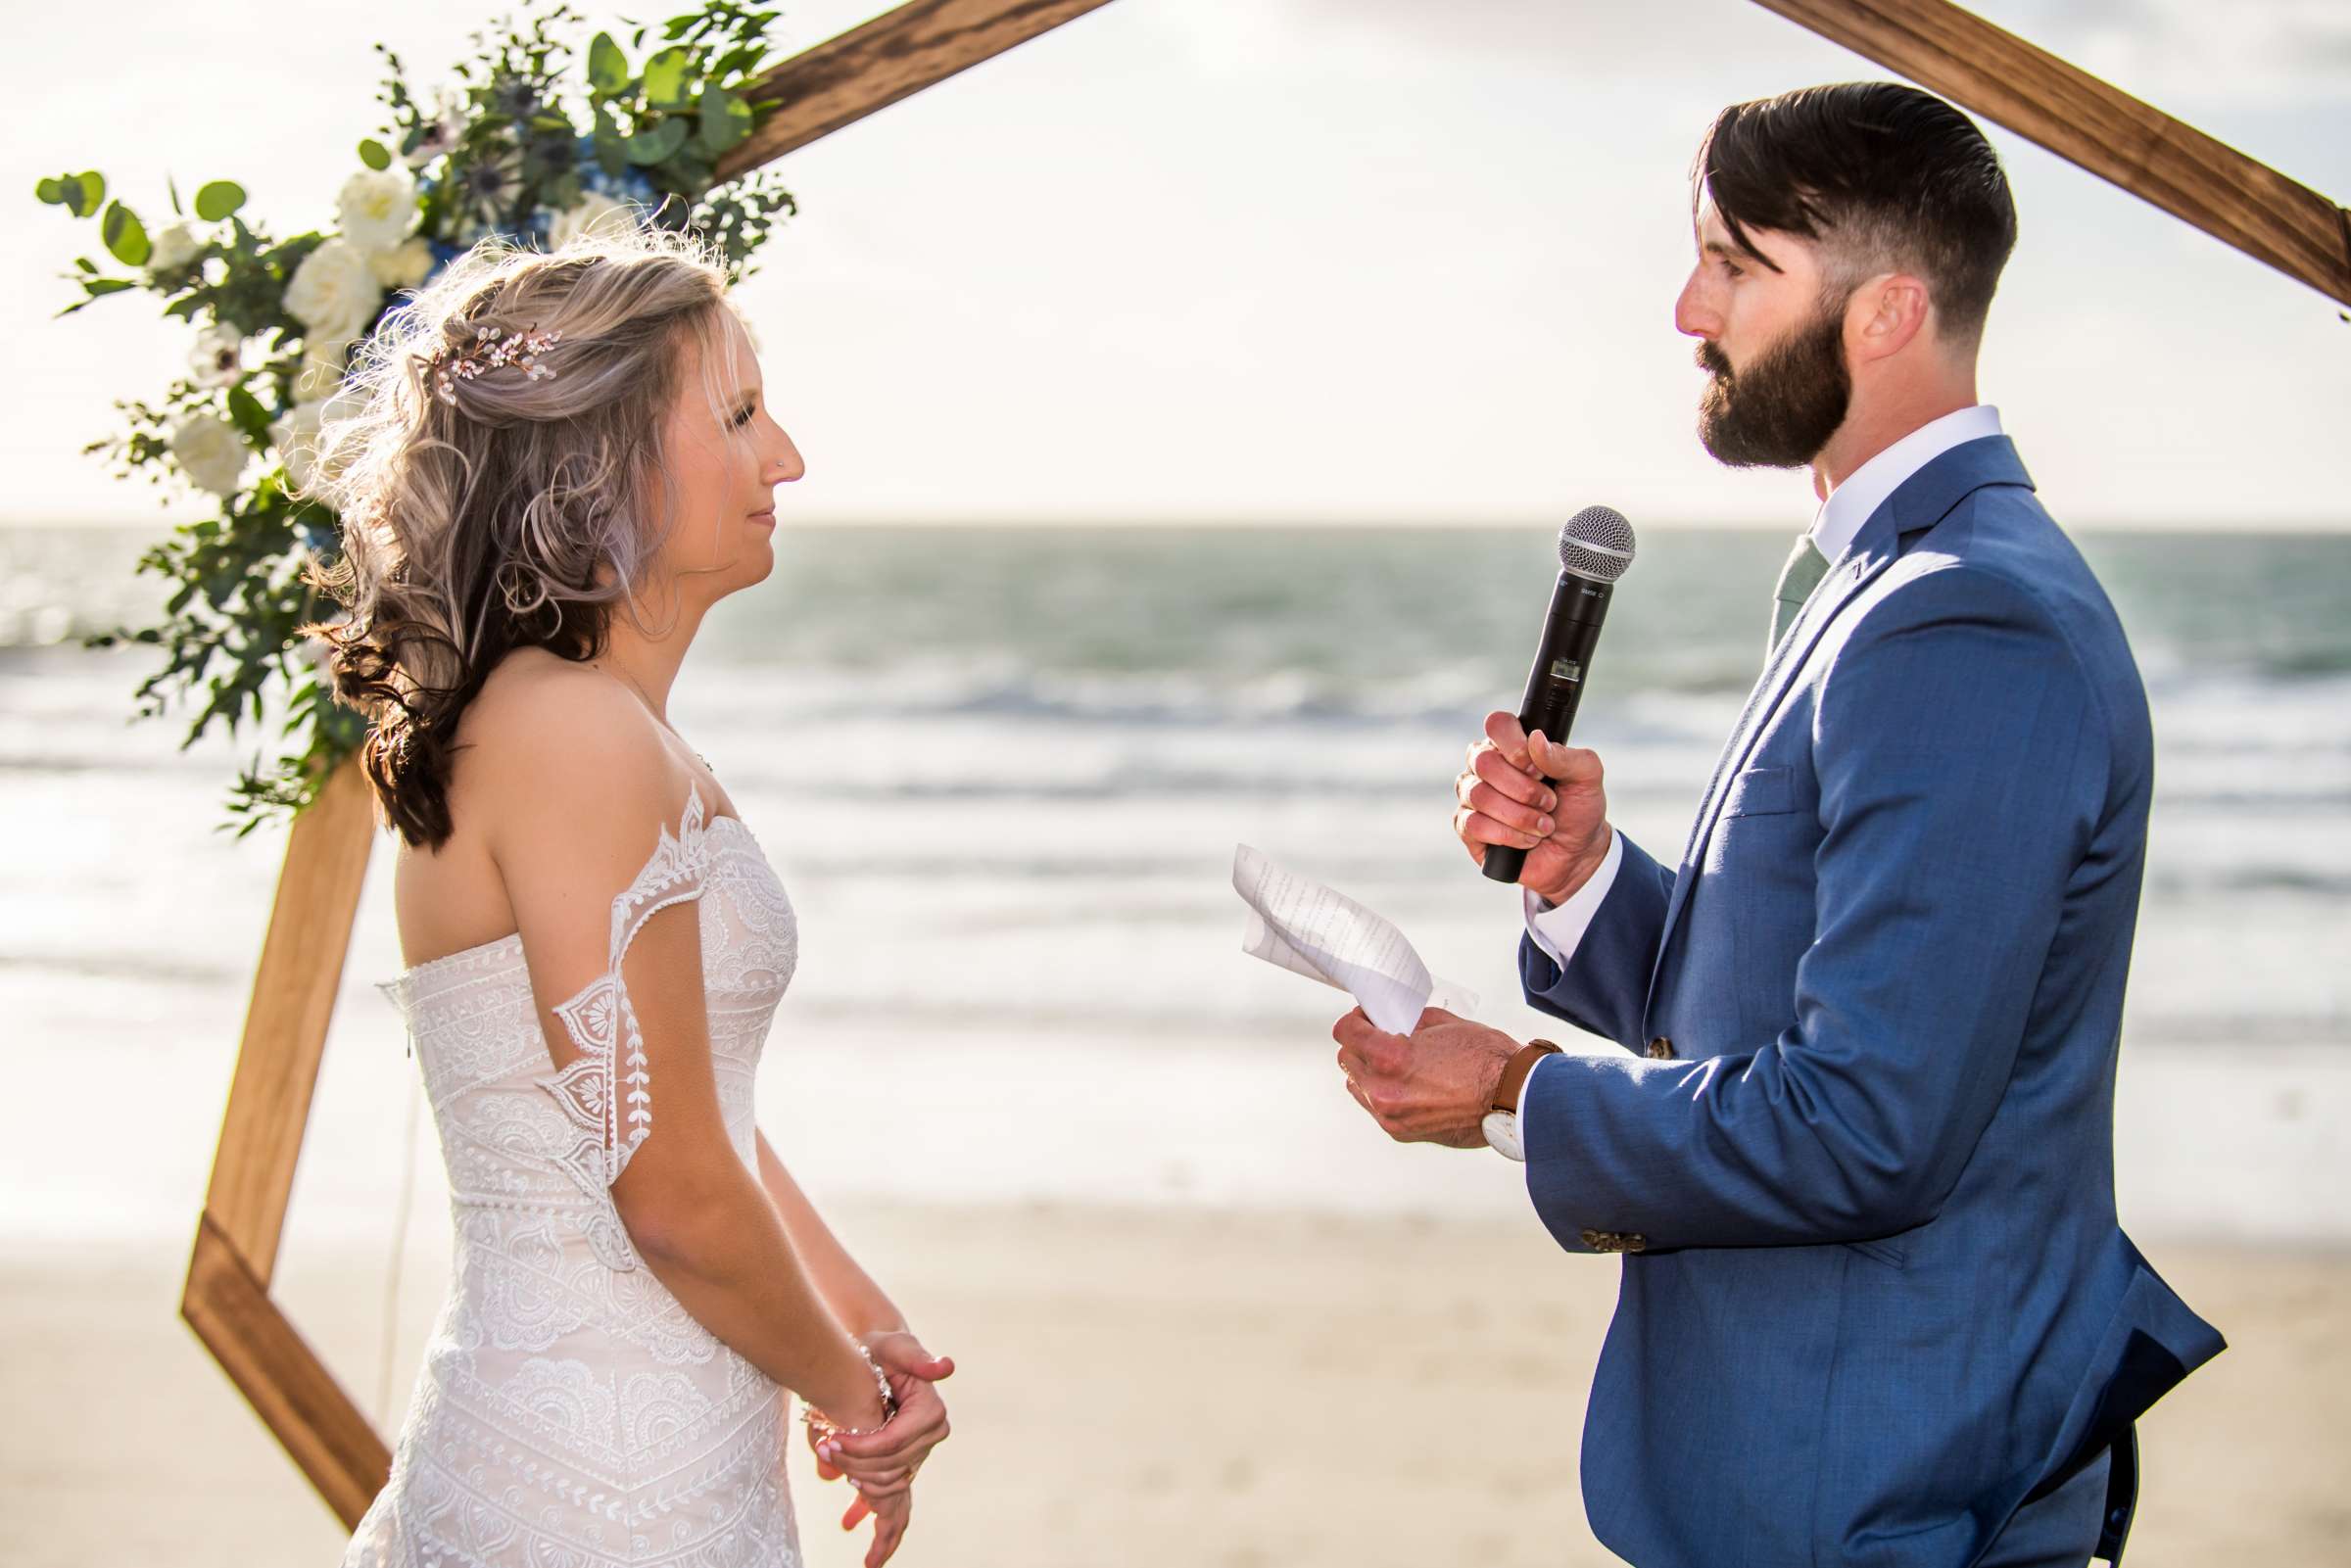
[1480,1039,1561,1163]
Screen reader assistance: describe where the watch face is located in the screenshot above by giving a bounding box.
[1481,1111,1525,1163]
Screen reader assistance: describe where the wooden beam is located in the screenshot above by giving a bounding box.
[182,1212,391,1526]
[1751,0,2351,306]
[199,755,374,1284]
[718,0,1117,178]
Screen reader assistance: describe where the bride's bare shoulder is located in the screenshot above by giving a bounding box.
[452,649,678,833]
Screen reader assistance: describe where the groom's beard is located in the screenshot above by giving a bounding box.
[1695,297,1851,469]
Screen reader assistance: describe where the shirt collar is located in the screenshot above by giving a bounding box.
[1809,404,2004,566]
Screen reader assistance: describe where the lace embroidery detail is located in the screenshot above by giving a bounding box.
[541,782,717,1215]
[353,786,800,1567]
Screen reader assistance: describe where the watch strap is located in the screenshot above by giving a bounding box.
[1492,1039,1562,1115]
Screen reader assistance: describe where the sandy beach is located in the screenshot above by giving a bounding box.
[6,1202,2345,1567]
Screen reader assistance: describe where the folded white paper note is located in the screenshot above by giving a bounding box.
[1232,844,1476,1033]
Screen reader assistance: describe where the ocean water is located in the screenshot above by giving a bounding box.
[3,522,2347,1245]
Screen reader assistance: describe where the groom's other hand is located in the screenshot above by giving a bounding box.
[1334,1006,1517,1149]
[1457,710,1613,906]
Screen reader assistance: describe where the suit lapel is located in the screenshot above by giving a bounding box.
[1640,436,2036,1027]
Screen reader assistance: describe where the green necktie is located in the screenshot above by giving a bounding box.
[1770,533,1831,652]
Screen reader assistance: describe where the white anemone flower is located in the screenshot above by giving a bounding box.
[406,93,464,169]
[189,325,246,389]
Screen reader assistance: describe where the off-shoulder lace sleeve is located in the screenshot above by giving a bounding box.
[537,781,717,1208]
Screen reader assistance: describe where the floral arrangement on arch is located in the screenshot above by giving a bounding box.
[34,0,800,835]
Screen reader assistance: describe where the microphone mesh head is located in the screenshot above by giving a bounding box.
[1557,504,1637,583]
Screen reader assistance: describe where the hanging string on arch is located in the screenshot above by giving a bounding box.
[374,1069,426,1430]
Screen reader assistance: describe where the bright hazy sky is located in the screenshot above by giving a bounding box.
[9,0,2347,528]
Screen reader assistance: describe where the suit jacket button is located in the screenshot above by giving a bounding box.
[1646,1035,1674,1060]
[1579,1228,1649,1254]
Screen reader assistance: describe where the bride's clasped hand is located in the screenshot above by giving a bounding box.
[809,1333,957,1566]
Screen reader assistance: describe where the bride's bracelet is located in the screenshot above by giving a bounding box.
[800,1339,897,1441]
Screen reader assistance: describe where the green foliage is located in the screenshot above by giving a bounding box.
[588,31,630,93]
[36,0,807,835]
[33,169,107,216]
[697,82,753,156]
[101,200,150,266]
[193,180,245,221]
[642,45,692,107]
[624,117,690,165]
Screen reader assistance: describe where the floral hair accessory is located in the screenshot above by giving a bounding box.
[426,321,562,405]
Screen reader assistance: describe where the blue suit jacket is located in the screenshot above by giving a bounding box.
[1517,436,2223,1567]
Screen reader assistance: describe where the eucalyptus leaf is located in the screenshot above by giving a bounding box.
[168,172,182,214]
[697,84,752,155]
[102,201,152,266]
[226,385,272,446]
[643,46,691,107]
[624,118,689,166]
[194,180,245,221]
[35,176,63,205]
[711,44,766,82]
[69,171,107,218]
[358,138,392,171]
[588,31,629,93]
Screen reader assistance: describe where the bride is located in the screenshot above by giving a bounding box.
[301,223,950,1567]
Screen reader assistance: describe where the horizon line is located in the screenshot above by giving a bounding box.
[7,511,2350,536]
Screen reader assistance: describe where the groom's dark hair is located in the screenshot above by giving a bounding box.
[1695,81,2018,349]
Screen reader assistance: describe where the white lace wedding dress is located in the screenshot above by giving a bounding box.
[344,781,803,1567]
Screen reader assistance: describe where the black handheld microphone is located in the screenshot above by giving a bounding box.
[1482,505,1638,884]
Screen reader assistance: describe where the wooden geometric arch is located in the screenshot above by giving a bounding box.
[182,0,2349,1535]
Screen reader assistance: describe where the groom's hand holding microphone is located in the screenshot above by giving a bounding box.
[1456,711,1614,909]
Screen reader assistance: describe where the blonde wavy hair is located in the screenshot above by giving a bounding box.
[297,221,756,850]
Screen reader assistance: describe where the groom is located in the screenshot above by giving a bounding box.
[1332,83,2222,1566]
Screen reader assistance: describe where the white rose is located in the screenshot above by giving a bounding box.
[270,383,370,493]
[149,219,203,273]
[337,166,418,255]
[367,236,435,291]
[190,325,246,389]
[549,192,638,250]
[170,412,250,498]
[283,238,382,345]
[269,400,327,491]
[293,338,353,401]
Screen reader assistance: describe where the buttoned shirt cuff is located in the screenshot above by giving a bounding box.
[1521,829,1624,971]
